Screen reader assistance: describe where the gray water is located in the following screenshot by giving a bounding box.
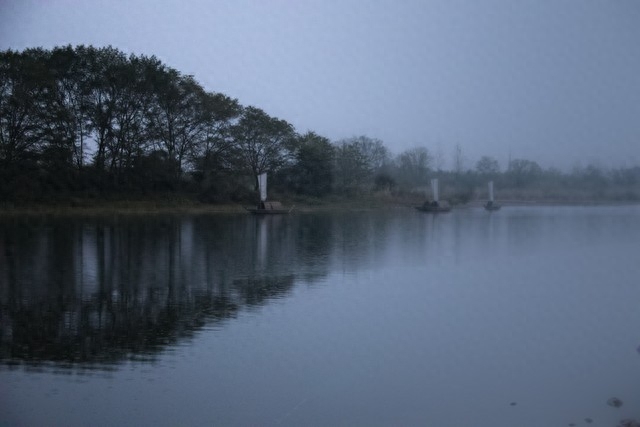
[1,206,639,426]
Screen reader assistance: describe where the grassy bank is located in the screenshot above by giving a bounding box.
[0,194,416,216]
[0,189,637,216]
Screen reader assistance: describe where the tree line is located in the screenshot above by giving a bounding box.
[1,45,638,204]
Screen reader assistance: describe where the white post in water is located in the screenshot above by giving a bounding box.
[431,179,439,202]
[258,173,267,202]
[488,181,494,203]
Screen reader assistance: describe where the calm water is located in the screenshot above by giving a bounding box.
[1,206,639,426]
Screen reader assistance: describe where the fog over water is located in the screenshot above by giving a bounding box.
[1,0,639,169]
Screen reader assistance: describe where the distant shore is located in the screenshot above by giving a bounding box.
[0,195,637,216]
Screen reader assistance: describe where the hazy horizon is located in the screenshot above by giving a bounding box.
[1,0,639,171]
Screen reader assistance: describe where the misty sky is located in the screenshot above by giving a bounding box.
[1,0,639,170]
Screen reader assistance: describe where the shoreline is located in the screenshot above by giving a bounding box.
[0,198,638,216]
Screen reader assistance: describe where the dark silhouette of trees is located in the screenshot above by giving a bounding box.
[284,131,334,196]
[475,156,500,176]
[507,158,542,188]
[0,49,50,169]
[106,54,157,187]
[147,69,208,184]
[0,45,638,205]
[394,147,432,189]
[0,46,247,201]
[333,136,389,194]
[190,92,242,201]
[44,46,90,174]
[0,48,57,199]
[231,106,295,191]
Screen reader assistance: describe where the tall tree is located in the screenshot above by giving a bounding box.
[452,143,465,174]
[106,53,157,185]
[190,92,242,196]
[195,92,242,168]
[147,69,209,182]
[30,44,103,193]
[286,131,334,196]
[395,146,432,189]
[0,49,50,169]
[333,136,389,193]
[508,158,542,187]
[41,45,94,172]
[231,106,295,190]
[475,156,500,175]
[82,46,124,172]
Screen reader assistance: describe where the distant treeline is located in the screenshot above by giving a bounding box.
[1,45,639,204]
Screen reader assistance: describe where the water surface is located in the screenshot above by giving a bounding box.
[1,206,639,426]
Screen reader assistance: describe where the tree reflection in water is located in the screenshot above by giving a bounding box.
[0,214,323,370]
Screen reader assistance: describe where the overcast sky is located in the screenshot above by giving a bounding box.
[1,0,639,170]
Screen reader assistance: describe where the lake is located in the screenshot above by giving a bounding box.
[1,205,639,426]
